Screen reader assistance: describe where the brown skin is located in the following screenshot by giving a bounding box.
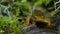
[25,8,51,28]
[25,16,51,28]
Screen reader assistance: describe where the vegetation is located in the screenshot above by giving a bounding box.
[0,0,60,34]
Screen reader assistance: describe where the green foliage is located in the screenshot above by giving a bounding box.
[0,14,25,34]
[0,0,59,34]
